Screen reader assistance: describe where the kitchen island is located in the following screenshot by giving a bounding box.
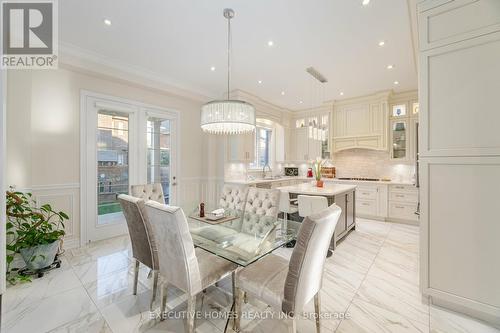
[277,182,357,250]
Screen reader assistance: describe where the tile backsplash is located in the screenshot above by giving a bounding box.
[225,149,416,183]
[331,149,415,182]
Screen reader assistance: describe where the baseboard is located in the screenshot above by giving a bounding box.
[62,237,80,250]
[428,289,500,329]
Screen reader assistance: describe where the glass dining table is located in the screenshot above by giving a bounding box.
[187,205,301,332]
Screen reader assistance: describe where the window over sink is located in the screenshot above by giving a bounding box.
[249,127,272,169]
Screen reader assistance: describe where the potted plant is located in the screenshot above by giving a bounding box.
[6,187,68,283]
[312,158,326,187]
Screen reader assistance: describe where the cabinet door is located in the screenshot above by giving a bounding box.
[334,194,347,236]
[227,135,246,162]
[244,132,255,162]
[227,133,254,162]
[346,191,355,227]
[390,119,408,160]
[275,124,285,162]
[294,127,309,161]
[409,117,419,162]
[308,138,321,160]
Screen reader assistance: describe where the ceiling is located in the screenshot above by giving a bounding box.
[59,0,417,110]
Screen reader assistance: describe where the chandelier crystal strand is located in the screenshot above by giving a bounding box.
[200,8,255,135]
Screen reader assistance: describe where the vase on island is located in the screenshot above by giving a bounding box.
[316,180,324,188]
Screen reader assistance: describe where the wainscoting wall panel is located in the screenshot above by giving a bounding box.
[32,184,80,250]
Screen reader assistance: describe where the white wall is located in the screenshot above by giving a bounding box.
[1,65,6,295]
[6,66,218,247]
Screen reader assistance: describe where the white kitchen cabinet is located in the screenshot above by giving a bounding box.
[390,119,408,160]
[387,184,418,223]
[275,124,285,162]
[333,181,388,220]
[332,92,389,152]
[290,127,321,161]
[227,133,254,162]
[418,0,500,326]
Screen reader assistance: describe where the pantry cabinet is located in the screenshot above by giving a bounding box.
[418,0,500,326]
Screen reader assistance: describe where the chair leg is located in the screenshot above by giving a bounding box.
[314,292,321,333]
[160,282,168,321]
[186,295,197,333]
[289,317,297,333]
[150,270,158,310]
[133,260,140,295]
[233,287,243,332]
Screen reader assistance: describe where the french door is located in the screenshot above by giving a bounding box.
[81,92,178,243]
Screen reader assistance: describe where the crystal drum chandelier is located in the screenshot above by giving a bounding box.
[200,8,256,135]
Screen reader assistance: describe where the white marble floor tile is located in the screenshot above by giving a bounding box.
[84,266,148,309]
[2,286,99,333]
[71,250,132,285]
[3,259,81,314]
[336,296,429,333]
[430,305,500,333]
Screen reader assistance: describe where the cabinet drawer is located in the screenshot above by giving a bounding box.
[390,184,417,193]
[356,199,378,216]
[356,188,378,200]
[389,191,418,203]
[389,202,418,221]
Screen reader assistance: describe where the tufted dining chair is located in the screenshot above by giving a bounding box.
[117,194,159,310]
[234,204,342,333]
[144,201,238,333]
[241,187,281,237]
[131,183,165,204]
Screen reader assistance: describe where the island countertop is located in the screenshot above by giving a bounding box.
[276,182,357,196]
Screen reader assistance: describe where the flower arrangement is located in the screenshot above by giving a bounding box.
[312,158,326,187]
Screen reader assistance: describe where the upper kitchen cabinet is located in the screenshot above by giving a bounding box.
[389,91,419,161]
[289,114,326,161]
[331,91,389,152]
[227,132,255,162]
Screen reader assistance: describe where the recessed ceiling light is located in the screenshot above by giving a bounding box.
[210,66,216,71]
[299,100,303,104]
[387,64,394,69]
[340,92,344,96]
[103,19,112,26]
[281,91,285,96]
[258,80,262,84]
[378,40,385,47]
[394,81,399,85]
[362,0,370,6]
[268,40,274,47]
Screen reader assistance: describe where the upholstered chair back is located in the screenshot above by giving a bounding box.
[282,204,342,316]
[144,201,202,294]
[118,194,158,270]
[219,184,248,230]
[219,184,248,211]
[297,195,328,217]
[131,183,165,204]
[241,188,280,237]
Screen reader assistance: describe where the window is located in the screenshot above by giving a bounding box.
[147,117,171,204]
[251,127,272,169]
[97,111,129,218]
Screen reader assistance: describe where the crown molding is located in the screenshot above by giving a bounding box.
[59,42,214,103]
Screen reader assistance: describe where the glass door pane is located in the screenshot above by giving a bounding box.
[392,120,407,159]
[97,111,129,225]
[147,117,171,204]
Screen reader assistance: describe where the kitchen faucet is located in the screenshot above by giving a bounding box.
[262,163,272,179]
